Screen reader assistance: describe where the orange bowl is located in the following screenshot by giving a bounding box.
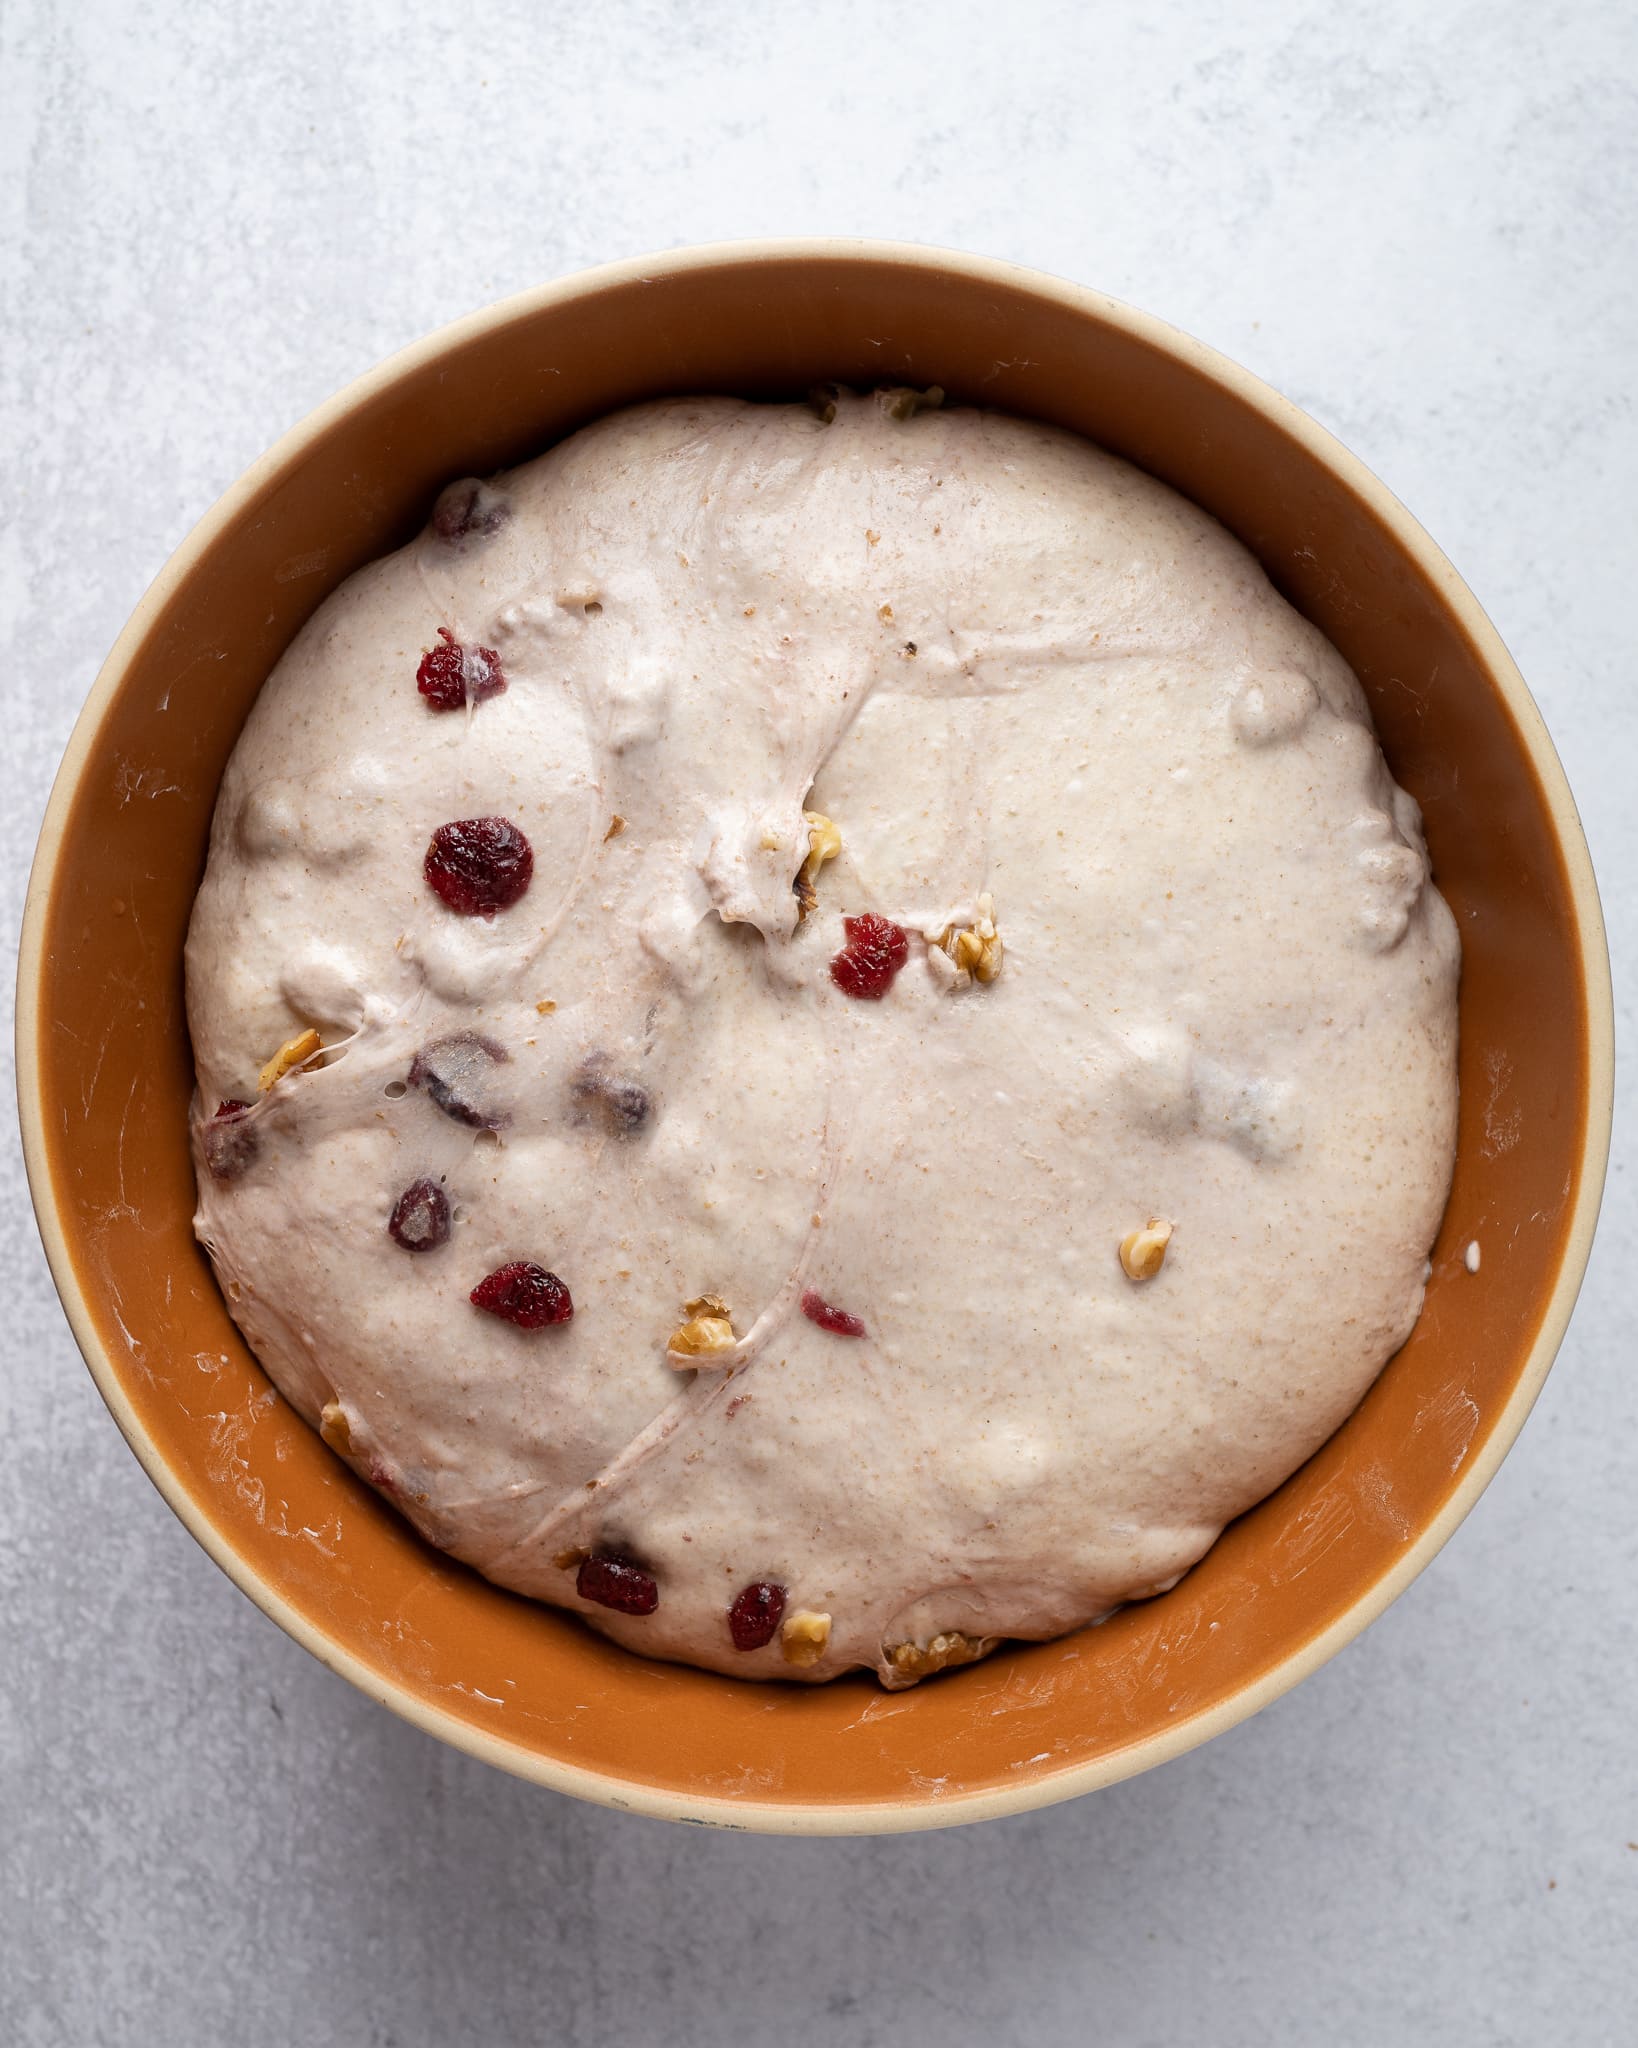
[16,242,1613,1832]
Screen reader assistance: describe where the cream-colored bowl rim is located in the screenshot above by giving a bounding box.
[17,238,1616,1834]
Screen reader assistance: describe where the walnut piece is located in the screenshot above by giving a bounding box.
[318,1400,352,1455]
[781,1610,832,1667]
[667,1295,737,1360]
[929,892,1003,985]
[1119,1218,1174,1281]
[257,1027,322,1093]
[887,1630,993,1679]
[793,810,842,918]
[880,384,945,420]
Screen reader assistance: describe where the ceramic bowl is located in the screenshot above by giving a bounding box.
[17,241,1613,1832]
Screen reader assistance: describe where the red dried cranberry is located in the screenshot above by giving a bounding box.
[577,1553,659,1615]
[416,626,507,713]
[387,1176,450,1252]
[470,1261,573,1328]
[203,1099,257,1181]
[408,1033,509,1129]
[728,1580,786,1650]
[431,477,510,542]
[829,913,909,1000]
[570,1052,652,1136]
[801,1290,867,1338]
[424,816,533,916]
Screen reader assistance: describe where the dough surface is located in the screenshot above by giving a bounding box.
[186,393,1460,1684]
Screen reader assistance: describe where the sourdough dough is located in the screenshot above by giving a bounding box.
[186,392,1460,1685]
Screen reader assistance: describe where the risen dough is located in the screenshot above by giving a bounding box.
[186,392,1459,1685]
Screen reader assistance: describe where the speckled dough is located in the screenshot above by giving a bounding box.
[185,393,1460,1686]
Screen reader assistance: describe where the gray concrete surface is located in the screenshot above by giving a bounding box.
[3,3,1633,2043]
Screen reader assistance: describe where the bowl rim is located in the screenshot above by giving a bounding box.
[16,236,1616,1834]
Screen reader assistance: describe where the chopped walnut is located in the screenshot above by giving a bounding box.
[257,1027,322,1093]
[793,811,842,918]
[879,384,945,420]
[318,1401,352,1455]
[667,1294,737,1359]
[929,893,1003,985]
[553,1545,590,1572]
[1119,1218,1173,1281]
[887,1630,993,1679]
[781,1609,832,1667]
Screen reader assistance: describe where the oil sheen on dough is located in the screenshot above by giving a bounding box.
[186,393,1460,1686]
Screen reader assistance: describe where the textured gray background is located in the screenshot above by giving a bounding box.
[3,2,1634,2043]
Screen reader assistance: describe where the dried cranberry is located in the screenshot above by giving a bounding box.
[801,1290,867,1338]
[570,1052,652,1136]
[470,1261,573,1328]
[577,1553,659,1615]
[416,627,507,712]
[424,816,533,916]
[203,1099,257,1181]
[829,913,909,1000]
[387,1176,450,1252]
[431,477,510,542]
[728,1580,786,1650]
[408,1032,509,1129]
